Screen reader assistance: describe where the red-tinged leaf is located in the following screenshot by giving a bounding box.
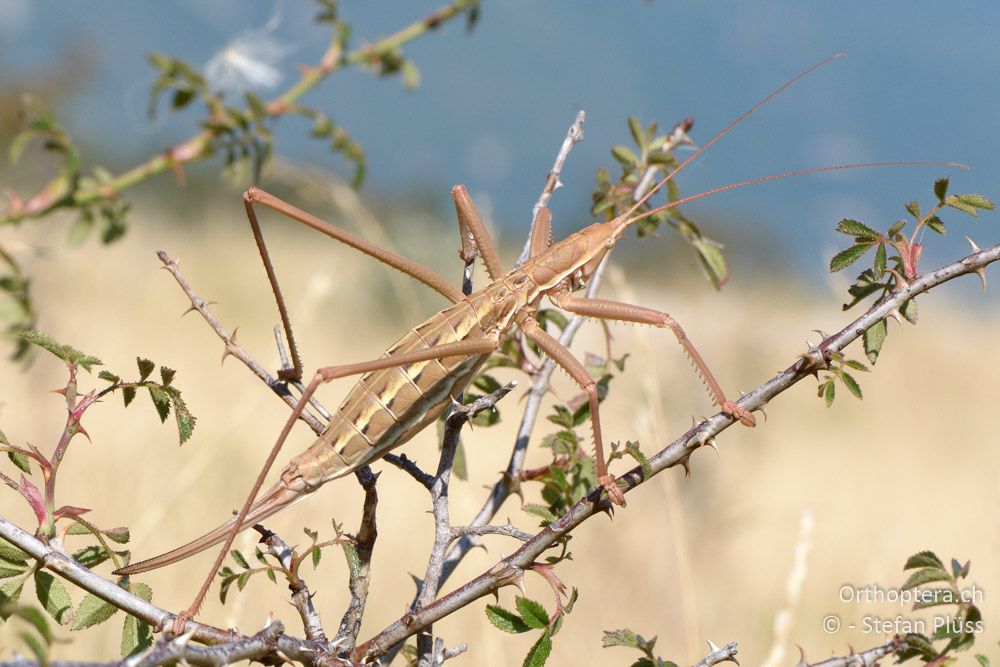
[53,506,91,520]
[17,475,47,526]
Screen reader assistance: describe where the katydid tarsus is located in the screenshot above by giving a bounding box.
[114,54,959,633]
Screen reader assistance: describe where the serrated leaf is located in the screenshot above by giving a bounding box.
[72,545,109,569]
[523,631,552,667]
[830,243,872,272]
[863,318,887,364]
[934,177,950,202]
[19,331,102,371]
[905,551,943,570]
[33,571,72,624]
[159,367,175,386]
[98,370,120,384]
[905,200,921,220]
[121,612,153,658]
[873,242,887,277]
[103,527,130,545]
[122,386,137,407]
[136,358,154,382]
[623,442,653,480]
[6,450,31,474]
[844,359,868,372]
[912,588,958,610]
[522,504,557,524]
[1,577,26,615]
[836,219,879,239]
[170,393,196,444]
[926,215,946,235]
[231,550,249,569]
[603,628,641,649]
[902,632,936,658]
[902,566,950,590]
[901,297,918,324]
[147,386,170,423]
[485,604,531,634]
[841,373,862,399]
[0,541,29,564]
[824,380,835,407]
[0,557,29,578]
[955,193,995,211]
[72,592,118,630]
[515,596,549,629]
[887,220,906,237]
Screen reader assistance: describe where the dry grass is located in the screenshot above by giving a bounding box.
[1,194,996,665]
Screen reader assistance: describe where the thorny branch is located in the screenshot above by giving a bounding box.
[257,527,328,644]
[1,244,995,666]
[690,640,739,667]
[798,636,904,667]
[350,244,1000,662]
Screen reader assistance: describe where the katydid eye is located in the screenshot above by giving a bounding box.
[512,275,529,287]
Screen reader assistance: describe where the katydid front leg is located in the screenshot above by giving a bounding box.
[517,314,626,506]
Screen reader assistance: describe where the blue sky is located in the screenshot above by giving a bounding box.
[3,1,1000,287]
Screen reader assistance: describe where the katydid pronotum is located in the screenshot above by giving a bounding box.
[114,54,957,632]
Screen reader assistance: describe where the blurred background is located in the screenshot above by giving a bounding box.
[0,2,997,664]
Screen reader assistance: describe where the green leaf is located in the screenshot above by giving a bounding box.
[902,566,951,590]
[0,541,29,564]
[887,220,906,237]
[7,451,32,475]
[0,557,29,579]
[522,503,557,525]
[905,551,944,570]
[19,331,102,371]
[841,373,862,399]
[136,358,155,382]
[830,243,872,272]
[627,117,645,149]
[171,392,197,444]
[926,215,946,235]
[844,359,868,372]
[122,386,137,407]
[912,588,958,610]
[71,592,118,630]
[623,441,653,480]
[159,366,176,386]
[904,200,921,220]
[611,145,638,167]
[98,370,120,384]
[934,177,950,203]
[230,550,249,569]
[523,630,552,667]
[824,380,835,407]
[901,297,918,324]
[33,571,72,624]
[148,386,171,423]
[690,237,729,289]
[603,628,641,649]
[835,219,879,239]
[121,611,153,658]
[72,545,109,569]
[873,241,887,277]
[975,655,990,667]
[863,318,887,364]
[515,596,550,629]
[485,604,531,634]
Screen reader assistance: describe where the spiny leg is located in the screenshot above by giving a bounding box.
[517,315,625,506]
[174,336,500,633]
[548,292,756,427]
[527,207,553,260]
[451,185,506,282]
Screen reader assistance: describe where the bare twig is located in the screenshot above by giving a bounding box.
[799,636,903,667]
[412,383,516,666]
[516,111,586,266]
[257,527,328,644]
[0,516,327,661]
[335,467,379,648]
[351,244,1000,662]
[690,640,739,667]
[157,251,325,434]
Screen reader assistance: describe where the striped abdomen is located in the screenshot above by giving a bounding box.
[279,293,497,492]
